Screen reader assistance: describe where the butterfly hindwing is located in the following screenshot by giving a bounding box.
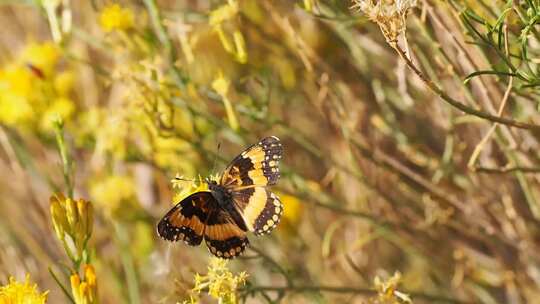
[232,187,283,235]
[204,209,249,259]
[157,192,215,246]
[221,136,283,188]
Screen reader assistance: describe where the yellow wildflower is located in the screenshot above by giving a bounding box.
[54,71,75,96]
[99,4,135,32]
[0,41,75,131]
[369,272,413,304]
[171,174,211,204]
[0,274,48,304]
[70,264,98,304]
[20,42,60,76]
[40,97,76,132]
[50,193,94,263]
[279,192,303,225]
[212,73,239,130]
[191,257,248,304]
[274,192,303,237]
[0,65,36,127]
[89,175,136,215]
[209,0,238,25]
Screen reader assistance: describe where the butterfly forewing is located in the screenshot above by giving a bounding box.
[157,192,216,246]
[204,210,250,259]
[221,136,283,188]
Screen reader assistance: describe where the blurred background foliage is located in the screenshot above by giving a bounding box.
[0,0,539,303]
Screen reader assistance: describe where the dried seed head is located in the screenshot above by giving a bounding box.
[352,0,417,44]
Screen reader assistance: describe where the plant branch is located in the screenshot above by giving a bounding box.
[474,166,540,174]
[240,284,472,304]
[391,43,540,132]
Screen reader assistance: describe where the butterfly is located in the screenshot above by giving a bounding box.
[157,136,283,259]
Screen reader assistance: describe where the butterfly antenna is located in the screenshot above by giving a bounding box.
[210,142,221,176]
[173,175,195,182]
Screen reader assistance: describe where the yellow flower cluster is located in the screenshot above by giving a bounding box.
[0,42,75,132]
[209,0,247,63]
[70,265,98,304]
[0,275,48,304]
[275,192,302,232]
[99,4,134,32]
[212,74,239,130]
[369,272,412,304]
[90,175,135,217]
[190,257,248,304]
[50,193,94,263]
[171,174,210,204]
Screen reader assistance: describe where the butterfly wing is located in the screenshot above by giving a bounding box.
[157,192,216,246]
[220,136,283,188]
[231,187,283,235]
[204,209,250,259]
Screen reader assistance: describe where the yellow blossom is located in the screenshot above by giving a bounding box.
[20,42,60,76]
[171,174,210,204]
[279,192,303,225]
[209,0,239,26]
[70,264,98,304]
[370,272,413,304]
[99,4,135,32]
[191,257,247,304]
[0,274,48,304]
[212,73,239,130]
[89,175,135,215]
[40,97,76,132]
[50,193,94,263]
[0,41,75,131]
[54,71,75,96]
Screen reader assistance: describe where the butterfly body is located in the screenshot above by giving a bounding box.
[157,136,284,259]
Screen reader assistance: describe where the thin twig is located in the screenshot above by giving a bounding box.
[48,267,76,304]
[468,24,514,169]
[391,43,540,132]
[474,166,540,174]
[240,284,472,304]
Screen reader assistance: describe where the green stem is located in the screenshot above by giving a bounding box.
[142,0,187,87]
[114,222,141,304]
[48,267,76,304]
[53,120,73,199]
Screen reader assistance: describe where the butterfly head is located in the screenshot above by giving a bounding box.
[205,177,218,186]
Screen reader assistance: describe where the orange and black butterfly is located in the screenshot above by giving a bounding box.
[157,136,283,259]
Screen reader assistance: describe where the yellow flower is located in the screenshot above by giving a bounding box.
[99,4,135,32]
[40,97,76,133]
[0,274,48,304]
[20,42,60,76]
[0,65,36,127]
[171,174,210,204]
[50,193,94,263]
[371,272,413,303]
[89,175,135,215]
[70,264,98,304]
[0,41,74,131]
[54,71,75,96]
[191,257,247,304]
[274,192,302,236]
[212,73,239,130]
[209,0,239,26]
